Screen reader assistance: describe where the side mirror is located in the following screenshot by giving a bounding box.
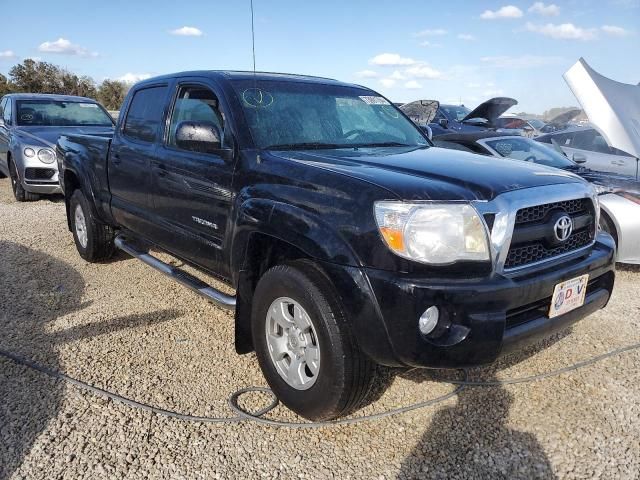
[573,153,587,164]
[175,121,224,155]
[420,125,433,140]
[438,118,449,129]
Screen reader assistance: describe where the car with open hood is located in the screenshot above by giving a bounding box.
[539,109,583,134]
[494,116,544,138]
[0,93,114,201]
[429,97,518,136]
[434,131,640,264]
[537,58,640,180]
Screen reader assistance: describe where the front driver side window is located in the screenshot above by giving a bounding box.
[168,85,224,150]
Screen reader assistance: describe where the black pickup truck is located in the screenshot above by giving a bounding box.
[57,71,615,420]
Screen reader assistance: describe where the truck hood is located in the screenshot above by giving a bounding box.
[15,125,115,148]
[462,97,517,124]
[564,57,640,159]
[270,146,583,201]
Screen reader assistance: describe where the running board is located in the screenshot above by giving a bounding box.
[114,235,236,310]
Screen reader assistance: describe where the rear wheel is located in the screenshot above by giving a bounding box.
[69,189,115,262]
[9,160,39,202]
[251,262,375,421]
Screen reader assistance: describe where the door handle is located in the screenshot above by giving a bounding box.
[611,160,625,166]
[112,153,121,165]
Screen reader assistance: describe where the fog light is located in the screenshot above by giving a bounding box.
[418,306,439,335]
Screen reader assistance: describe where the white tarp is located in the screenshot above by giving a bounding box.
[564,57,640,159]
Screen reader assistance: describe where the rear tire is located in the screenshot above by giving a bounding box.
[69,189,115,262]
[251,262,375,421]
[9,160,39,202]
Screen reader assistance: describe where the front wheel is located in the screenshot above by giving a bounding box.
[69,189,115,262]
[251,262,375,421]
[9,160,39,202]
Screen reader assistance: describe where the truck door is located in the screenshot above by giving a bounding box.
[109,84,170,236]
[150,80,236,278]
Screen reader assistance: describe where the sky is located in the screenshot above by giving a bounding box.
[1,0,638,113]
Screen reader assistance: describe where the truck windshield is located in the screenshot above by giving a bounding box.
[15,100,114,127]
[231,80,428,150]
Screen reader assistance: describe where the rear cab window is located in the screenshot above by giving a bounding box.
[122,86,169,142]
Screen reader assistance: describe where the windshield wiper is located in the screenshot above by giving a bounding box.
[350,142,426,148]
[264,142,352,151]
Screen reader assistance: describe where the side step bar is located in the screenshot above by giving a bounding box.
[114,235,236,310]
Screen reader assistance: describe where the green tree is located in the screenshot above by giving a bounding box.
[0,74,17,96]
[7,59,98,98]
[9,59,63,93]
[97,79,129,110]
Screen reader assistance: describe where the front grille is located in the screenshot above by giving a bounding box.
[505,230,592,268]
[515,199,588,224]
[505,198,595,270]
[25,168,56,180]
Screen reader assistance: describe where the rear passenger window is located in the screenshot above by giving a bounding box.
[123,86,168,142]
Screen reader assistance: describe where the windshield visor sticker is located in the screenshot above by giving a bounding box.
[242,88,274,108]
[359,96,390,105]
[79,103,99,108]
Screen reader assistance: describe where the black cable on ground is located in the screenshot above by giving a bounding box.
[1,342,639,429]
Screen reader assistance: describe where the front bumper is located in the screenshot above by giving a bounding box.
[19,157,61,194]
[362,235,615,368]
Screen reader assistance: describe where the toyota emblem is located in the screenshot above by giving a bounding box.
[554,215,573,242]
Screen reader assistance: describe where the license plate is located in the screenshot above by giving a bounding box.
[549,274,589,318]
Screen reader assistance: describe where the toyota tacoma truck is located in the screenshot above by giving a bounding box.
[57,71,615,421]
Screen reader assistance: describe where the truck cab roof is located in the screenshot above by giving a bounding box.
[134,70,351,87]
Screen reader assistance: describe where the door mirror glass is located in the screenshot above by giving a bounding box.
[175,121,222,154]
[0,118,4,127]
[438,118,448,128]
[573,153,587,164]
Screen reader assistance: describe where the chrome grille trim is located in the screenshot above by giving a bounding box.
[472,183,599,275]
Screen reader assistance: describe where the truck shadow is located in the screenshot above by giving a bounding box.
[393,335,569,479]
[0,241,180,480]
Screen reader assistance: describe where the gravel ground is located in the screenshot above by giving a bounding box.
[1,178,639,480]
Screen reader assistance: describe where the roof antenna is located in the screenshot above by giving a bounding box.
[250,0,257,81]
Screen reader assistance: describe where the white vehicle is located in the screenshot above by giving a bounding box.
[541,58,640,180]
[537,126,638,179]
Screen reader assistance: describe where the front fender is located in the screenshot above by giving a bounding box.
[58,135,114,226]
[230,198,362,275]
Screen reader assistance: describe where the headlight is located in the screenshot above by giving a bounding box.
[37,148,56,164]
[24,147,35,157]
[374,201,490,264]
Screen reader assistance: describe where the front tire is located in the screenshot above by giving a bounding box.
[69,189,115,262]
[9,160,39,202]
[251,262,375,421]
